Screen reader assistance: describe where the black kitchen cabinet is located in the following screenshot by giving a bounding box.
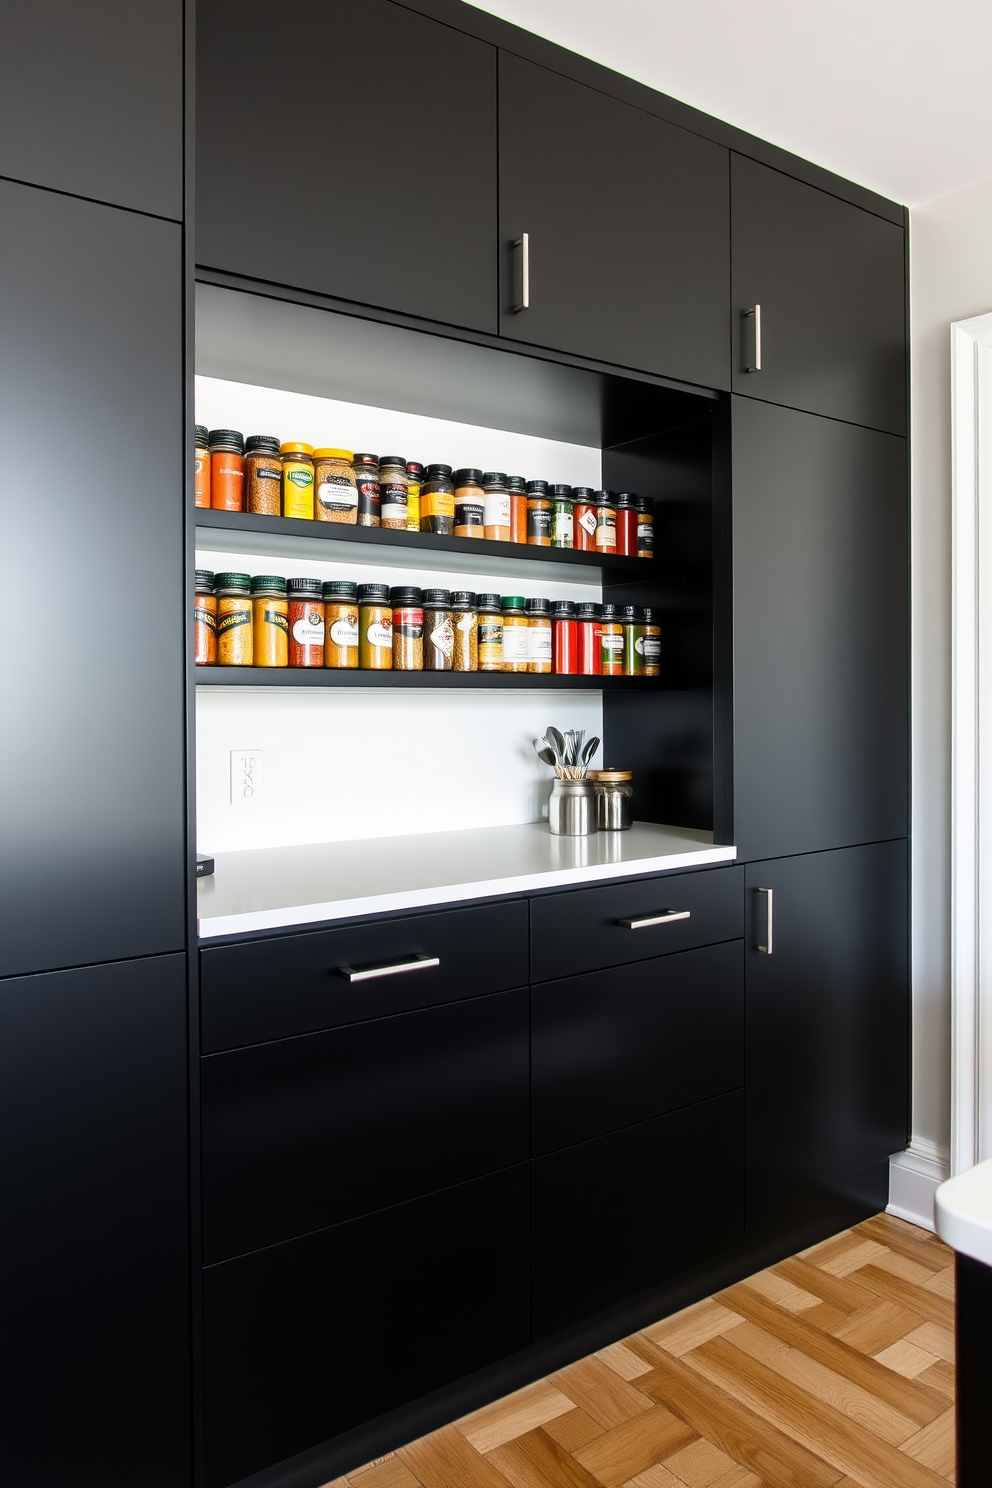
[745,841,909,1257]
[0,0,182,219]
[731,154,906,434]
[732,397,908,861]
[203,1164,530,1488]
[196,0,498,333]
[498,51,729,387]
[0,182,186,976]
[0,955,189,1488]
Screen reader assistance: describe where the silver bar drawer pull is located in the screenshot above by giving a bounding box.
[757,887,773,954]
[743,304,761,371]
[512,232,530,312]
[619,910,691,930]
[339,953,440,983]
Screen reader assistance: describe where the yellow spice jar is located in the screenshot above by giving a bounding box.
[215,572,253,666]
[281,442,315,520]
[250,575,288,667]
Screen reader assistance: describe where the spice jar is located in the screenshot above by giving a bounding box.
[405,461,424,531]
[636,496,655,558]
[194,425,211,509]
[451,591,479,671]
[379,456,409,531]
[551,600,577,674]
[209,430,245,511]
[600,602,623,676]
[251,575,289,667]
[595,490,617,552]
[642,606,661,677]
[353,453,381,527]
[526,596,552,674]
[615,492,638,556]
[482,472,511,542]
[573,488,597,551]
[314,448,358,524]
[453,468,485,539]
[245,435,282,516]
[550,485,574,549]
[422,589,454,671]
[287,578,325,667]
[526,480,552,546]
[390,586,424,671]
[501,595,529,673]
[357,582,392,669]
[281,442,315,520]
[215,573,253,665]
[589,768,634,831]
[420,464,455,535]
[194,569,217,666]
[621,604,645,675]
[507,476,528,544]
[576,601,602,676]
[323,580,359,668]
[477,593,503,672]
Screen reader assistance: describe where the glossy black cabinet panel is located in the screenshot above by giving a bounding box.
[0,956,189,1487]
[746,841,909,1256]
[200,899,528,1051]
[532,941,743,1156]
[731,155,906,434]
[533,1091,744,1337]
[0,183,185,975]
[499,52,729,386]
[0,0,182,218]
[197,0,497,332]
[530,866,742,983]
[733,399,908,861]
[203,1165,530,1488]
[202,988,528,1262]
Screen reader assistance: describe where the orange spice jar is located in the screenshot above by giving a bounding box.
[194,425,211,509]
[287,579,325,667]
[209,429,245,511]
[573,488,597,551]
[251,575,288,667]
[215,573,253,665]
[507,476,528,544]
[194,569,217,665]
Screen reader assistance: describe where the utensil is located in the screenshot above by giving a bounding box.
[532,738,557,767]
[545,725,566,764]
[582,736,600,767]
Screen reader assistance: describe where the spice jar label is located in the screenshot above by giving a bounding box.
[366,619,393,649]
[194,604,217,631]
[329,616,358,646]
[430,617,454,659]
[264,606,289,634]
[318,478,358,513]
[530,630,553,662]
[644,637,661,660]
[602,632,623,652]
[578,509,597,536]
[484,491,511,528]
[502,626,530,663]
[287,469,313,489]
[217,610,252,635]
[456,614,475,632]
[293,614,325,646]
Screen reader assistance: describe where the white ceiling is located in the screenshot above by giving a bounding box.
[467,0,992,207]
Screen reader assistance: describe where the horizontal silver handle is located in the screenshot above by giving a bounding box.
[756,887,773,954]
[619,910,691,930]
[339,953,440,983]
[512,232,530,312]
[743,303,761,371]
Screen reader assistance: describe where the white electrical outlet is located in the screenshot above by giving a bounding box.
[230,749,263,807]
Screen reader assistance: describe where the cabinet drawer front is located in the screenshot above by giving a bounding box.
[533,941,743,1156]
[532,1090,744,1338]
[201,989,528,1263]
[203,1166,530,1488]
[531,866,743,982]
[200,899,528,1051]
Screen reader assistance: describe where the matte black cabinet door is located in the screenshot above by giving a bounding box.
[0,0,182,218]
[0,183,185,975]
[498,52,729,387]
[746,842,909,1257]
[203,1166,530,1488]
[731,154,906,434]
[733,398,908,861]
[197,0,497,332]
[0,956,189,1487]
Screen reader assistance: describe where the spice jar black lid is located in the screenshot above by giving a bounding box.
[525,596,550,615]
[575,601,601,619]
[572,487,595,498]
[322,580,357,600]
[426,463,452,478]
[550,600,576,617]
[594,490,613,503]
[502,595,526,610]
[636,495,654,510]
[357,582,390,603]
[194,568,215,589]
[477,592,501,608]
[526,480,549,495]
[208,428,244,452]
[506,476,526,491]
[422,588,451,606]
[481,472,507,485]
[600,602,618,619]
[615,491,637,507]
[287,577,322,598]
[453,468,483,484]
[379,455,405,467]
[245,433,281,454]
[353,453,379,466]
[406,460,424,475]
[549,484,572,496]
[250,574,287,594]
[620,604,643,621]
[214,571,251,592]
[195,424,208,445]
[390,585,423,606]
[642,607,658,623]
[450,590,477,608]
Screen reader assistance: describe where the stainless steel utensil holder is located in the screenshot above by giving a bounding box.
[548,778,597,836]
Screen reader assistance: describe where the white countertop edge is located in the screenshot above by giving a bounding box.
[197,841,737,940]
[935,1158,992,1266]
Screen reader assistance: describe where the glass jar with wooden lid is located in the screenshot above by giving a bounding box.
[589,769,634,831]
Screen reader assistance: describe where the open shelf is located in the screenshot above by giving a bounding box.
[195,668,667,690]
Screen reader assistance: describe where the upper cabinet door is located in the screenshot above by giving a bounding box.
[731,155,906,435]
[0,0,182,219]
[498,53,730,387]
[196,0,498,334]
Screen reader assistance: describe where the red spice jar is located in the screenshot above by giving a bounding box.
[573,488,597,552]
[209,429,245,511]
[287,578,325,667]
[507,476,528,544]
[551,601,577,675]
[576,601,602,675]
[194,569,217,665]
[615,491,638,556]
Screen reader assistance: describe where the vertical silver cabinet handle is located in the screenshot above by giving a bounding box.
[512,233,530,312]
[743,304,762,371]
[339,953,440,983]
[756,887,773,954]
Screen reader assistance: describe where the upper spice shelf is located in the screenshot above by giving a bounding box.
[194,669,670,692]
[193,510,653,581]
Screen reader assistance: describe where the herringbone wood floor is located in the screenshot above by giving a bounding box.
[326,1212,955,1488]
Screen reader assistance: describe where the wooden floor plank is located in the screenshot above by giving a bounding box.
[398,1426,512,1488]
[922,1266,955,1300]
[597,1340,656,1381]
[662,1436,739,1485]
[457,1379,576,1453]
[900,1407,956,1480]
[917,1359,955,1400]
[551,1356,656,1429]
[486,1427,603,1488]
[571,1403,699,1487]
[904,1322,956,1365]
[872,1339,940,1379]
[347,1457,423,1488]
[771,1257,876,1314]
[544,1408,608,1452]
[641,1299,745,1358]
[828,1298,925,1355]
[858,1215,953,1272]
[853,1266,955,1328]
[868,1248,941,1287]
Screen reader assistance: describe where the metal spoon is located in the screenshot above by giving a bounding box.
[532,738,557,767]
[582,736,600,767]
[546,725,566,764]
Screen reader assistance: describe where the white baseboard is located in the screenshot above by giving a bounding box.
[887,1141,951,1233]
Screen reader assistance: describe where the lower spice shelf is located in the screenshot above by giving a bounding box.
[194,668,670,689]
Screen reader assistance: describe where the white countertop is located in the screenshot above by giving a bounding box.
[197,821,737,939]
[935,1157,992,1266]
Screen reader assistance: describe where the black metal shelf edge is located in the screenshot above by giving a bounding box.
[194,668,669,690]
